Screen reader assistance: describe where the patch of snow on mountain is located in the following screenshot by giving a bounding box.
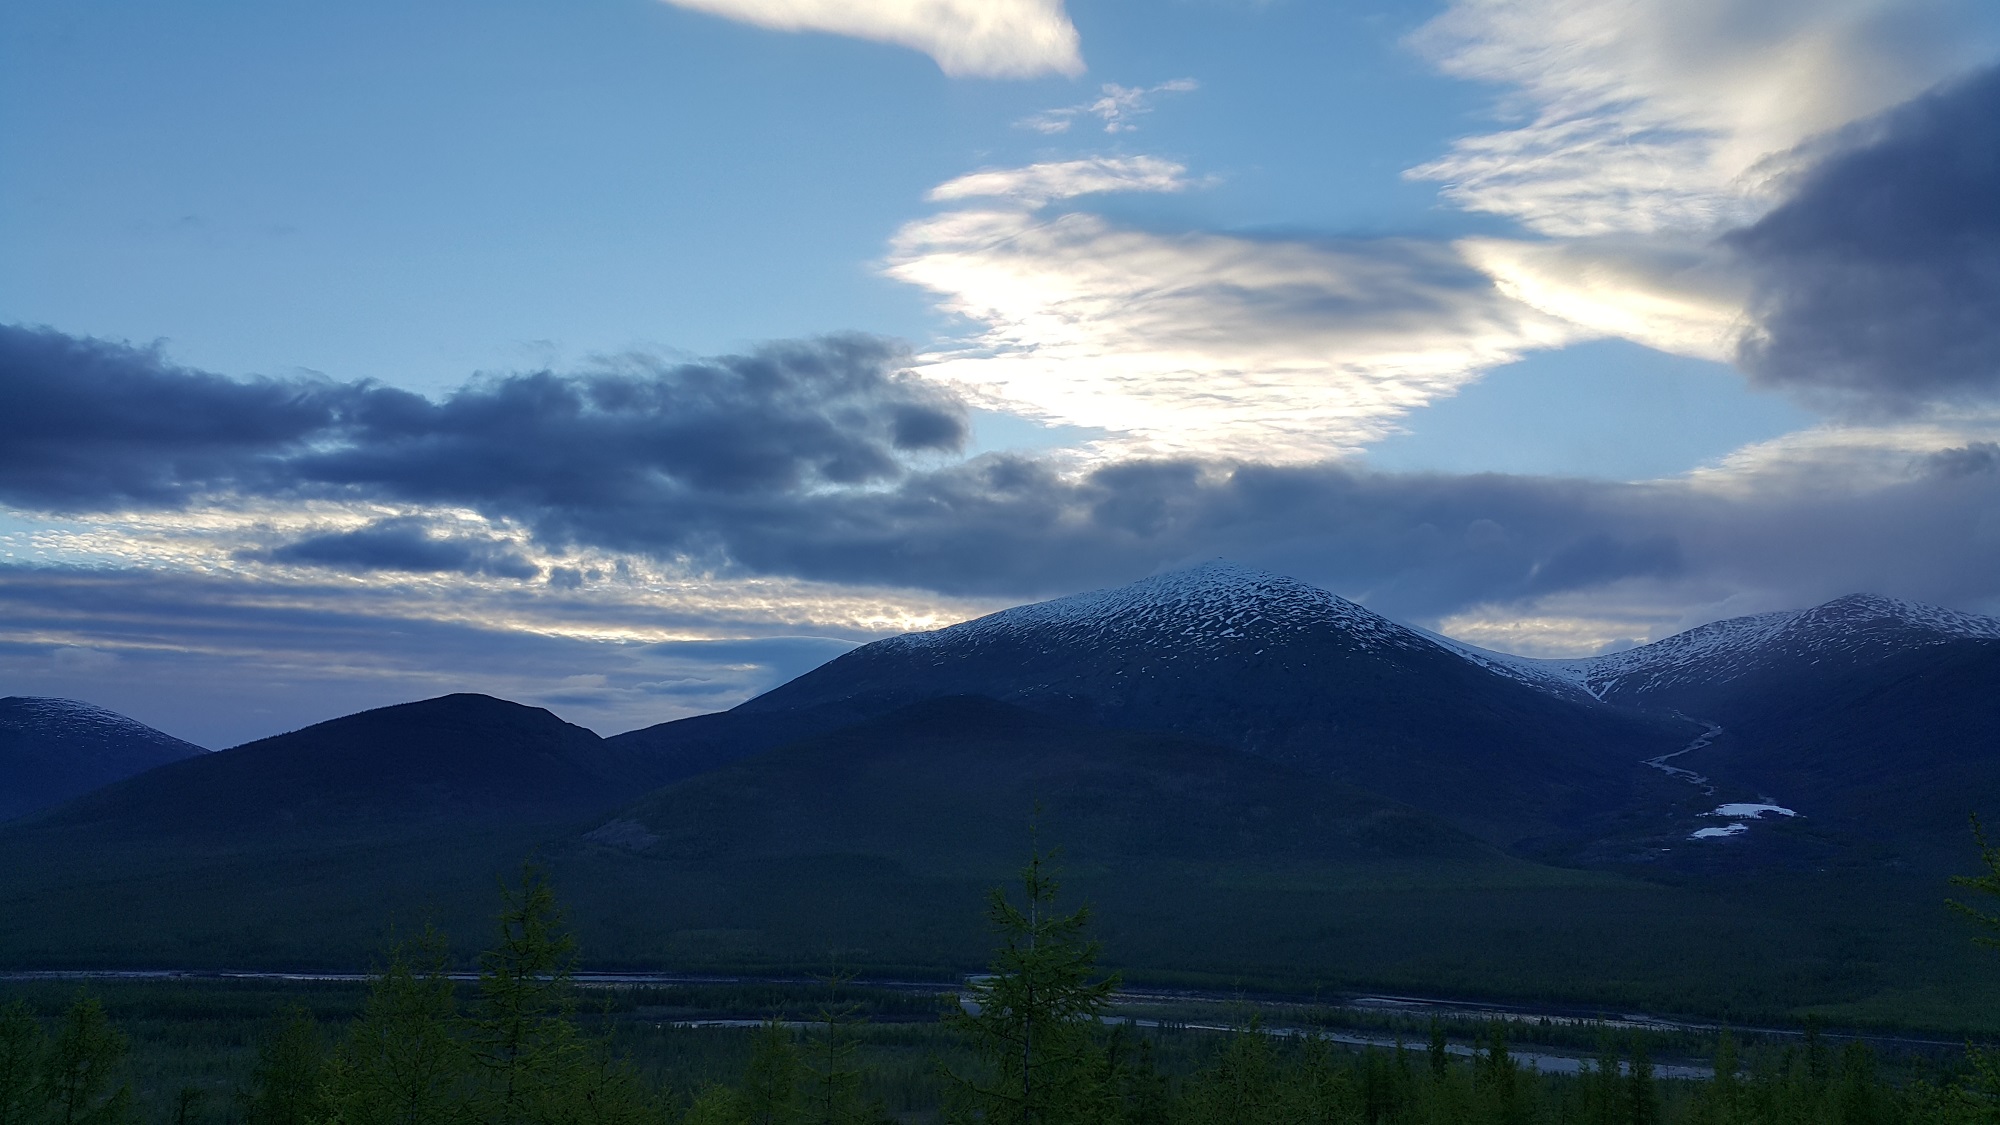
[1711,803,1795,819]
[875,561,1434,659]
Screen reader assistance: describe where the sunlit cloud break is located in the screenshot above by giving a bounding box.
[891,162,1581,461]
[656,0,1083,77]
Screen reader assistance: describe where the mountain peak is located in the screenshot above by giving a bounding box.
[876,559,1423,659]
[1790,592,2000,638]
[1,697,197,745]
[1520,591,2000,706]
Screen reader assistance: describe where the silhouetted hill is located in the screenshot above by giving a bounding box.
[678,562,1697,846]
[33,693,671,838]
[585,695,1495,871]
[0,697,205,822]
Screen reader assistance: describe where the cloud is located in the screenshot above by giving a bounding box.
[927,157,1190,206]
[10,323,2000,663]
[1407,0,1995,236]
[0,326,967,516]
[0,325,395,509]
[1018,78,1198,134]
[1728,66,2000,412]
[1456,236,1746,363]
[249,517,542,580]
[0,565,884,747]
[656,0,1082,78]
[886,180,1581,460]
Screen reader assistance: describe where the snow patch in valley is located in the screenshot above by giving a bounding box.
[1710,803,1795,819]
[1689,824,1747,840]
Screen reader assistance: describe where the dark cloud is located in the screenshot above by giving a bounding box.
[249,518,541,579]
[0,326,966,514]
[1731,66,2000,412]
[6,324,2000,624]
[1928,442,2000,478]
[0,325,394,508]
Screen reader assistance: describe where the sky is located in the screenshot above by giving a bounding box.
[4,0,2000,746]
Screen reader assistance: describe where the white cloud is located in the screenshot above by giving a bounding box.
[1407,0,1995,237]
[1678,413,2000,493]
[887,168,1582,460]
[657,0,1083,77]
[1018,78,1199,133]
[927,157,1190,206]
[1458,236,1748,362]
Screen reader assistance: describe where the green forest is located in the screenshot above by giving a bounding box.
[5,847,2000,1125]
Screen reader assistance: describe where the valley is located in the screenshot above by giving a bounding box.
[3,562,1998,1034]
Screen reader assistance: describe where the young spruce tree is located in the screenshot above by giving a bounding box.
[38,994,131,1125]
[240,1006,327,1125]
[947,844,1118,1125]
[323,926,469,1125]
[0,1000,46,1125]
[472,863,584,1125]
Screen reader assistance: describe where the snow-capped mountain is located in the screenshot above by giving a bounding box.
[1515,594,2000,710]
[732,561,1693,845]
[0,696,207,822]
[866,560,1438,663]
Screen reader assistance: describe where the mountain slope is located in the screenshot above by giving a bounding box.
[30,693,671,838]
[587,695,1494,872]
[1526,594,2000,712]
[0,697,206,822]
[716,562,1696,846]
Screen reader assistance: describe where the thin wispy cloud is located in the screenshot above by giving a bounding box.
[926,157,1190,206]
[1407,0,1995,237]
[1018,78,1198,134]
[655,0,1083,77]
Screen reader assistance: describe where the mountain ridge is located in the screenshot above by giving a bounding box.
[0,696,207,823]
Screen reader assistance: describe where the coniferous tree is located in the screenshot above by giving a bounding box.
[1176,1023,1281,1125]
[739,1021,802,1125]
[947,845,1118,1125]
[1120,1037,1171,1125]
[1626,1037,1659,1125]
[1694,1030,1741,1125]
[1583,1039,1623,1125]
[0,1000,45,1125]
[1478,1023,1526,1125]
[802,977,882,1125]
[240,1006,327,1125]
[1291,1032,1356,1125]
[472,864,584,1125]
[323,927,469,1125]
[38,994,131,1125]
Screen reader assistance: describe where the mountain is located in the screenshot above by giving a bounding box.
[584,695,1494,873]
[1525,593,2000,713]
[686,562,1697,847]
[552,695,1574,977]
[1431,595,2000,866]
[0,697,206,822]
[32,693,674,838]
